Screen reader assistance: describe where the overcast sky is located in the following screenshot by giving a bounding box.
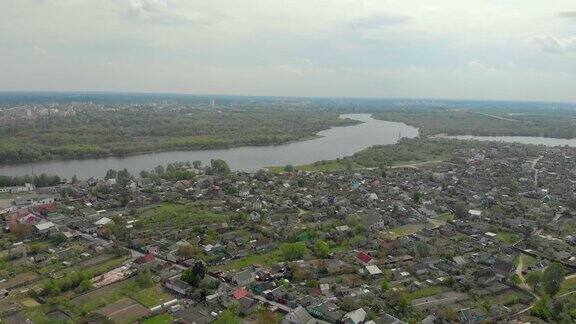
[1,0,575,102]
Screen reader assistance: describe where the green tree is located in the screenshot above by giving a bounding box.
[511,274,521,286]
[314,240,330,258]
[178,244,196,259]
[105,169,117,180]
[136,270,154,288]
[213,310,240,324]
[525,271,542,291]
[50,233,67,245]
[281,242,307,261]
[43,280,60,296]
[210,159,230,174]
[344,159,353,171]
[542,262,565,296]
[531,296,553,321]
[77,278,92,292]
[412,191,424,204]
[380,277,389,293]
[454,202,468,219]
[181,261,206,287]
[306,279,318,288]
[415,242,430,258]
[284,165,294,172]
[256,308,277,324]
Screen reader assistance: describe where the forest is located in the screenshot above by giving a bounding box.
[0,174,62,188]
[349,137,542,168]
[0,107,355,165]
[372,108,576,139]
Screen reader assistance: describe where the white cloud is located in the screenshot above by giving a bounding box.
[0,0,576,101]
[534,36,576,53]
[349,14,409,29]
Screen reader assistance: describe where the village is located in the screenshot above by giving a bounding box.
[1,140,575,324]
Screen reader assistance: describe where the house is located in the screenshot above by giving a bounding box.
[356,252,373,265]
[33,221,56,236]
[343,308,366,324]
[233,287,249,300]
[492,259,515,278]
[307,301,344,323]
[452,256,468,267]
[134,254,155,267]
[165,278,193,295]
[375,313,405,324]
[62,230,80,240]
[265,286,288,303]
[336,225,351,232]
[17,213,41,225]
[0,183,34,194]
[473,268,497,286]
[239,297,259,316]
[232,269,256,287]
[94,217,112,226]
[468,210,482,218]
[283,306,317,324]
[253,281,276,295]
[365,265,383,276]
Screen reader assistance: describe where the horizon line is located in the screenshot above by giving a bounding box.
[0,90,575,106]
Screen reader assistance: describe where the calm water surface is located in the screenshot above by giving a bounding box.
[0,114,418,179]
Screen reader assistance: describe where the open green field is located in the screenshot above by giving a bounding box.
[72,279,172,315]
[129,285,172,308]
[215,249,282,271]
[141,202,230,232]
[559,277,576,295]
[383,223,427,239]
[496,231,519,244]
[383,214,452,239]
[267,160,363,173]
[406,286,451,300]
[142,313,174,324]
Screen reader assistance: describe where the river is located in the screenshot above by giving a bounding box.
[0,114,418,179]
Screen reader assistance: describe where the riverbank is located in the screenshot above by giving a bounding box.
[0,114,418,179]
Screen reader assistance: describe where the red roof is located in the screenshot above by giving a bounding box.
[33,203,56,214]
[233,287,248,300]
[356,252,373,264]
[18,213,40,225]
[135,254,155,264]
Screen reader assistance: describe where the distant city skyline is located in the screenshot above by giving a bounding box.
[1,0,575,102]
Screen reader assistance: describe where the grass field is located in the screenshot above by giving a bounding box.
[383,223,426,238]
[141,203,230,232]
[128,285,172,308]
[74,279,133,314]
[142,313,174,324]
[486,290,531,306]
[406,285,451,300]
[216,249,281,271]
[267,160,362,173]
[383,212,453,239]
[559,277,576,295]
[496,231,519,244]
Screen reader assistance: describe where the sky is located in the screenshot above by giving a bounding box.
[1,0,575,102]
